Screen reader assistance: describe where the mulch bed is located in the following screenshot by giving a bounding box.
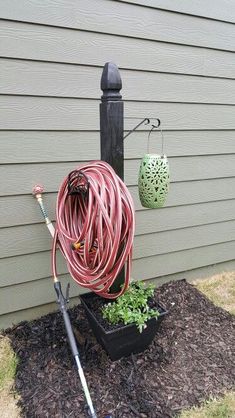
[5,279,235,418]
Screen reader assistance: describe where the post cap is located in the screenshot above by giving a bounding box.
[101,62,122,101]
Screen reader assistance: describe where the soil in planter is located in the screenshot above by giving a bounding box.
[4,279,235,418]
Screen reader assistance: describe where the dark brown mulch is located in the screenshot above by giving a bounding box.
[5,279,235,418]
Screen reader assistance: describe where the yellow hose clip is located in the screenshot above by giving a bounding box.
[71,241,83,251]
[71,240,97,253]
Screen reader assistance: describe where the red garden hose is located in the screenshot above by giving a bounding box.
[52,161,135,299]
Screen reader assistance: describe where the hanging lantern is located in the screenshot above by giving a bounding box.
[138,125,170,209]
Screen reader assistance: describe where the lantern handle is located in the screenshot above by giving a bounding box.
[147,124,165,155]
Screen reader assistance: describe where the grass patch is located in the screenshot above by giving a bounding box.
[193,271,235,316]
[180,392,235,418]
[0,335,21,418]
[0,336,18,389]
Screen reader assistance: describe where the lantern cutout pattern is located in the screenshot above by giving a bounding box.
[138,126,170,209]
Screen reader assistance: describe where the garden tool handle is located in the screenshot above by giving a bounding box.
[54,282,97,418]
[54,281,79,357]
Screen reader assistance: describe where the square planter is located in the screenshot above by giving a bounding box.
[80,292,167,361]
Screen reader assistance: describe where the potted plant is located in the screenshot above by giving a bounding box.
[80,281,167,361]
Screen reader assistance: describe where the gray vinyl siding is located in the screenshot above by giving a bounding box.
[0,0,235,328]
[118,0,235,23]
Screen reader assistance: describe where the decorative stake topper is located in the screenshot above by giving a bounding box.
[138,125,170,209]
[32,184,44,196]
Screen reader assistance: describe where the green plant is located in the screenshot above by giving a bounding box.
[102,281,160,332]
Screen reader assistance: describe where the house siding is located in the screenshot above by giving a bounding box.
[0,0,235,328]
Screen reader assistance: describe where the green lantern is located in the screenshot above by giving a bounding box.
[138,126,169,209]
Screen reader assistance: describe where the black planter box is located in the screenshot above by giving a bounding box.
[80,292,167,361]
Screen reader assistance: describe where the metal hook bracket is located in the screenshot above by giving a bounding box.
[123,117,161,140]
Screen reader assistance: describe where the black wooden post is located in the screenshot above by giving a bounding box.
[100,62,124,179]
[100,62,124,293]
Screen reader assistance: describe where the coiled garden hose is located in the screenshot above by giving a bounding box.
[52,160,135,298]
